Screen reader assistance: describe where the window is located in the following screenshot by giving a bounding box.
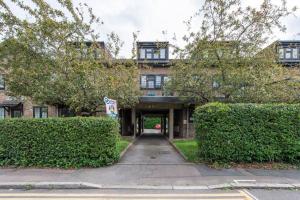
[139,48,145,59]
[146,49,152,59]
[138,47,167,60]
[278,48,284,59]
[11,109,22,118]
[147,76,155,89]
[33,107,48,118]
[0,75,4,90]
[153,50,160,59]
[140,75,167,89]
[141,75,147,88]
[285,48,291,59]
[0,107,5,119]
[155,75,161,88]
[160,48,166,59]
[292,48,298,59]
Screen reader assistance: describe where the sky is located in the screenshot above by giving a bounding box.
[3,0,300,58]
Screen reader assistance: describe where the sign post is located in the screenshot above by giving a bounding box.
[103,97,118,119]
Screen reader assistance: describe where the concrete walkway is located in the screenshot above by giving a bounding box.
[0,133,299,189]
[120,133,185,164]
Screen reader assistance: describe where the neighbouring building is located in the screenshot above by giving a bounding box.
[0,40,299,139]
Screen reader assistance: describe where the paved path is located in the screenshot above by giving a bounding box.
[0,132,299,189]
[120,133,185,164]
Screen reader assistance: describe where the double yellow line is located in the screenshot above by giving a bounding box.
[0,190,255,200]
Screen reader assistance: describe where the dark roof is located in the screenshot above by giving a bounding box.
[0,100,22,107]
[137,41,169,48]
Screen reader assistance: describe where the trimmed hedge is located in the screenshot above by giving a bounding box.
[194,103,300,164]
[0,117,119,168]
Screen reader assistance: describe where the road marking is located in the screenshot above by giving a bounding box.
[0,192,252,199]
[233,180,256,184]
[240,190,259,200]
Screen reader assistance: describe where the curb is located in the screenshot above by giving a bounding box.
[167,139,191,163]
[1,182,299,190]
[119,137,137,159]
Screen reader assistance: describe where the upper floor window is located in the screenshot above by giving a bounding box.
[280,47,299,60]
[292,48,298,59]
[278,48,284,59]
[140,48,146,59]
[140,75,169,89]
[138,48,167,60]
[33,106,48,118]
[285,48,292,59]
[0,75,5,90]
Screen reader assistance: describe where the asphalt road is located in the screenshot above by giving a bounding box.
[0,189,299,200]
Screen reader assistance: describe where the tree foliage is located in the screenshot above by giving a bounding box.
[0,0,140,114]
[167,0,299,103]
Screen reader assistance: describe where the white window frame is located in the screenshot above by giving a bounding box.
[160,48,166,59]
[285,48,291,59]
[292,48,298,59]
[278,48,284,59]
[141,75,147,88]
[139,48,145,59]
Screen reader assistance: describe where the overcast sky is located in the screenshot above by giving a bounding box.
[4,0,300,58]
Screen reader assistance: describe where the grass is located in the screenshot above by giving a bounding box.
[173,139,300,169]
[173,139,199,162]
[117,137,132,155]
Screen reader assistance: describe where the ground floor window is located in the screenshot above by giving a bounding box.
[11,108,22,118]
[33,106,48,118]
[0,107,5,119]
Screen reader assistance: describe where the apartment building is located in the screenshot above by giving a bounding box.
[0,40,298,139]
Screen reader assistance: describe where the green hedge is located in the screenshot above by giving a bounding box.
[144,117,161,129]
[194,103,300,164]
[0,117,119,168]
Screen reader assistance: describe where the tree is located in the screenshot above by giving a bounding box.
[0,0,140,115]
[166,0,299,103]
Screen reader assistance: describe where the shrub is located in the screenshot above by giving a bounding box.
[144,117,161,129]
[194,102,300,164]
[0,117,119,168]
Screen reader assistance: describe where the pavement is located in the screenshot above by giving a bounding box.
[0,132,299,190]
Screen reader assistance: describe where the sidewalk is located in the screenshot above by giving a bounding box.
[0,133,299,190]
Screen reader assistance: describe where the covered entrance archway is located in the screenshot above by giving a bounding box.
[120,97,195,139]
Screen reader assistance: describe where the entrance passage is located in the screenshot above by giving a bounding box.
[120,103,194,139]
[119,132,186,164]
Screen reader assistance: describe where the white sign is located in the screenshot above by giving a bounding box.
[103,97,118,118]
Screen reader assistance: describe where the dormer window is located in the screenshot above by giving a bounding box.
[278,48,284,59]
[160,48,166,59]
[137,42,169,62]
[140,48,145,59]
[285,48,291,59]
[292,48,298,59]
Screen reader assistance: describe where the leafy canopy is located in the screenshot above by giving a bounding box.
[0,0,140,114]
[167,0,299,103]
